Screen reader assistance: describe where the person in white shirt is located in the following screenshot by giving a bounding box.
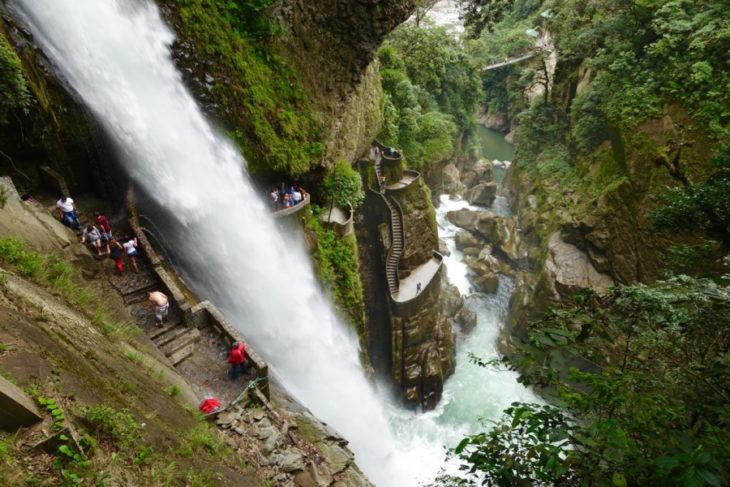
[56,194,81,231]
[122,237,139,273]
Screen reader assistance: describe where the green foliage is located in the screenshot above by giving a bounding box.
[306,211,365,332]
[82,404,142,449]
[0,35,31,125]
[218,0,278,40]
[172,0,322,176]
[378,24,480,167]
[178,422,227,459]
[321,160,364,209]
[168,384,181,397]
[452,276,730,485]
[651,158,730,248]
[460,0,514,36]
[37,397,66,431]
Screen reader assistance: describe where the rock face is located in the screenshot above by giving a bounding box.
[466,182,498,206]
[359,166,455,410]
[390,176,455,409]
[545,232,614,298]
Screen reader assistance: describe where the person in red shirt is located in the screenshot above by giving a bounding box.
[95,212,113,254]
[226,341,247,380]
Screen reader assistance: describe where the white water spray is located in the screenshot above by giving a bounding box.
[11,0,421,484]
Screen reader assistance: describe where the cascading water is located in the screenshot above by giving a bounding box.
[10,0,420,484]
[13,0,538,484]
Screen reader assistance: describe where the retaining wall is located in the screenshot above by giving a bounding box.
[126,188,270,399]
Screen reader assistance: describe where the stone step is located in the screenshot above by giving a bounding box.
[153,326,189,348]
[167,343,196,366]
[148,323,176,340]
[160,328,200,357]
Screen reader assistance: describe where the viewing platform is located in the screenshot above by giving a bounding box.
[320,203,354,237]
[272,193,310,219]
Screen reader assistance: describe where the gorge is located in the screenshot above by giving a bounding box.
[1,0,728,486]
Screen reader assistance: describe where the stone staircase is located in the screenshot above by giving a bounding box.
[375,157,404,296]
[110,268,199,366]
[148,323,201,366]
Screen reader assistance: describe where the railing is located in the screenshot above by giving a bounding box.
[272,193,310,218]
[373,140,402,162]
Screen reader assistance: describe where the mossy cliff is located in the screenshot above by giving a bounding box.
[503,87,719,342]
[0,13,110,197]
[155,0,413,175]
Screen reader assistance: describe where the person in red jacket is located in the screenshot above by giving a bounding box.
[226,341,247,380]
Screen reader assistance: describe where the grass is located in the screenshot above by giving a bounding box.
[81,404,142,449]
[0,236,136,343]
[178,422,228,459]
[168,385,181,397]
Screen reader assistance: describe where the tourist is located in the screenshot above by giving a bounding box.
[290,186,302,205]
[283,193,292,208]
[95,213,113,255]
[108,238,125,274]
[269,188,279,210]
[416,282,422,294]
[56,194,81,231]
[123,237,139,273]
[294,183,307,198]
[80,225,104,256]
[226,341,247,380]
[147,291,169,327]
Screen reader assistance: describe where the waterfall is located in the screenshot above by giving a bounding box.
[10,0,414,484]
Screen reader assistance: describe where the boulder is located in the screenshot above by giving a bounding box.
[438,239,451,256]
[545,232,614,297]
[462,247,480,257]
[278,448,306,473]
[461,170,479,189]
[466,182,498,206]
[454,230,481,250]
[446,210,497,240]
[442,164,465,195]
[471,159,494,180]
[454,306,477,333]
[474,272,499,294]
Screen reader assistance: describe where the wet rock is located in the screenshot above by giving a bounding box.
[438,239,451,256]
[446,210,497,240]
[442,163,465,195]
[315,441,352,473]
[462,247,480,257]
[466,182,498,206]
[455,306,477,332]
[461,170,479,189]
[474,272,499,294]
[454,230,480,250]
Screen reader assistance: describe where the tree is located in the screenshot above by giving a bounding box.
[458,0,513,36]
[447,277,730,486]
[321,160,364,210]
[652,157,730,249]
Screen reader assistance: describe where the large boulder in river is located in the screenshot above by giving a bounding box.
[461,159,494,189]
[454,230,481,250]
[446,210,497,241]
[474,272,499,294]
[442,163,465,195]
[466,182,497,206]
